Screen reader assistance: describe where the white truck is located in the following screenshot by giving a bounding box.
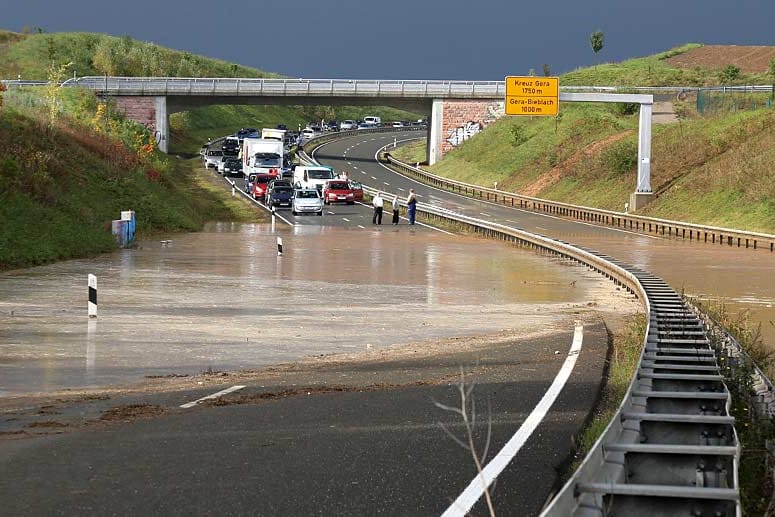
[242,138,284,176]
[261,128,287,142]
[293,165,337,193]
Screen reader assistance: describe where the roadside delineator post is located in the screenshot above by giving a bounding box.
[88,274,97,318]
[277,237,283,256]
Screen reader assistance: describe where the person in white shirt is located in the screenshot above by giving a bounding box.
[406,189,417,225]
[372,192,384,225]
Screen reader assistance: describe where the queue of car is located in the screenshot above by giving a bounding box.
[200,115,420,217]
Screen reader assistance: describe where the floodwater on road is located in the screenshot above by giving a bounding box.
[557,228,775,349]
[0,223,628,396]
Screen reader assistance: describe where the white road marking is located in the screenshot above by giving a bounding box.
[342,217,350,222]
[357,225,365,229]
[371,176,377,180]
[398,188,406,192]
[180,385,246,409]
[383,182,390,186]
[327,211,335,215]
[479,212,491,217]
[442,323,585,517]
[361,170,367,174]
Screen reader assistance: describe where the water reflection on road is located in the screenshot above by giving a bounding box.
[0,222,615,395]
[553,228,775,348]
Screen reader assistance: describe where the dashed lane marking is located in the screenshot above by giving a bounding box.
[180,385,246,409]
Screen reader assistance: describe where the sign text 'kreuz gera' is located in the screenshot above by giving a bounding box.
[505,76,559,116]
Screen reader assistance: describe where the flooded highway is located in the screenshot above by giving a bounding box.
[0,222,629,396]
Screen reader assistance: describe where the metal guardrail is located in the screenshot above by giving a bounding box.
[300,132,741,515]
[55,77,775,100]
[384,156,775,253]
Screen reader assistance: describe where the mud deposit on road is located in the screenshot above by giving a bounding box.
[0,312,627,439]
[0,224,638,396]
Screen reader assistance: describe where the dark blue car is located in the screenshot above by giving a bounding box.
[267,185,294,208]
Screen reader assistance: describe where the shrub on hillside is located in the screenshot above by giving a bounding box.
[601,139,638,177]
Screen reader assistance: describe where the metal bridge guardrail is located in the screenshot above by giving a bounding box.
[301,133,742,515]
[61,76,507,98]
[384,154,775,252]
[57,77,775,99]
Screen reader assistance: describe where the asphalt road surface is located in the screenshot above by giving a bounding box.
[0,130,646,515]
[0,320,610,516]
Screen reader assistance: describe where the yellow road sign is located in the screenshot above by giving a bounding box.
[505,76,559,116]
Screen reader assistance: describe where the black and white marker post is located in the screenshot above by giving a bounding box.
[88,274,97,318]
[277,237,283,256]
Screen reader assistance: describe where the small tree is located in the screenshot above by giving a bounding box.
[720,64,741,84]
[590,30,604,68]
[542,63,551,77]
[45,60,73,128]
[0,82,6,109]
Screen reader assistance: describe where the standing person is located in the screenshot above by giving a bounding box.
[391,195,400,225]
[406,189,417,225]
[372,191,384,225]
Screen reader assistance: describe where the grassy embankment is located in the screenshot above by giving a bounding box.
[392,44,775,233]
[0,30,422,156]
[0,29,421,269]
[0,95,261,270]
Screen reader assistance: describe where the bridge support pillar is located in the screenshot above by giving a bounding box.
[113,95,169,153]
[428,98,444,165]
[155,96,169,153]
[629,191,655,211]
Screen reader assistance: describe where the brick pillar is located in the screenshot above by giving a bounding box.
[429,99,504,164]
[113,96,169,153]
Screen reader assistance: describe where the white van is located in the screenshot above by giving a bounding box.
[293,165,336,193]
[362,116,381,127]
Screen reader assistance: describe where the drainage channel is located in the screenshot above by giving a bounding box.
[543,252,739,516]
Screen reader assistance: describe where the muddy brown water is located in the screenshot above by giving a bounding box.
[556,229,775,351]
[0,223,629,396]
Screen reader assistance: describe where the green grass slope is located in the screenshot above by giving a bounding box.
[0,30,422,155]
[393,45,775,233]
[0,105,258,270]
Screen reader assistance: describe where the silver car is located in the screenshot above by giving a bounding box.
[292,188,323,216]
[204,150,224,169]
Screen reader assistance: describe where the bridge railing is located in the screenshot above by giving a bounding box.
[60,76,508,98]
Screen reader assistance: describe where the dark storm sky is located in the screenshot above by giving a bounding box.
[4,0,775,80]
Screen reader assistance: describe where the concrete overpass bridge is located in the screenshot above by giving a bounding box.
[62,76,655,207]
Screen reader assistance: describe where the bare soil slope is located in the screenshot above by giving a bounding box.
[665,45,775,73]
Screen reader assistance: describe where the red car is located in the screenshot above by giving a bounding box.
[322,180,355,205]
[251,174,274,200]
[348,180,364,202]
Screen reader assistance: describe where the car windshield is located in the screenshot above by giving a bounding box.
[328,182,349,190]
[308,169,335,180]
[349,181,362,189]
[256,176,272,184]
[274,187,293,194]
[296,190,319,199]
[254,153,280,167]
